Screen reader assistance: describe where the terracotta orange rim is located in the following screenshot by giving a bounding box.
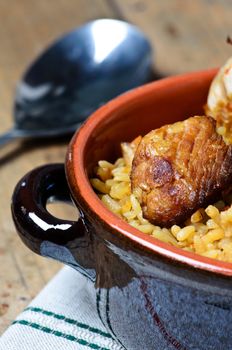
[67,68,232,277]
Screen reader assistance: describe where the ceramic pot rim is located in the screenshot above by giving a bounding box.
[66,68,232,277]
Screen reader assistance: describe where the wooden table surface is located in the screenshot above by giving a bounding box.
[1,0,232,334]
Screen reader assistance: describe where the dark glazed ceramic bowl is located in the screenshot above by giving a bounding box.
[12,68,232,350]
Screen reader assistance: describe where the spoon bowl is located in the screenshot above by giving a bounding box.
[0,19,153,146]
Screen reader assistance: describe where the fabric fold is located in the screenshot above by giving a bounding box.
[0,266,123,350]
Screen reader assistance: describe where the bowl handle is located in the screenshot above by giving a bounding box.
[11,163,96,282]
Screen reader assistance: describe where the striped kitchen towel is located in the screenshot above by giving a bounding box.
[0,266,123,350]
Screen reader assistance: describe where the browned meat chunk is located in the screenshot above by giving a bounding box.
[131,116,232,227]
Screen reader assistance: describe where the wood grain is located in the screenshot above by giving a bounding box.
[112,0,232,75]
[0,0,115,333]
[1,0,232,334]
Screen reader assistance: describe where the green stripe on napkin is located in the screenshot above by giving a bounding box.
[24,307,112,339]
[12,320,110,350]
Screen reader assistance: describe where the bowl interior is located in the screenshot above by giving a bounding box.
[84,69,215,177]
[68,68,232,276]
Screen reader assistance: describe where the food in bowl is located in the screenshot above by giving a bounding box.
[91,129,232,262]
[91,57,232,263]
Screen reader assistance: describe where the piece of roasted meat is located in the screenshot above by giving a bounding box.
[131,116,232,227]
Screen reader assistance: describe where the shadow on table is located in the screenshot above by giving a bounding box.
[0,135,71,167]
[149,68,167,81]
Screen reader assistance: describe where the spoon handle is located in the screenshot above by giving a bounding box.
[0,128,22,147]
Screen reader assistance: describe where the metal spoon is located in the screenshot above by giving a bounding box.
[0,19,153,146]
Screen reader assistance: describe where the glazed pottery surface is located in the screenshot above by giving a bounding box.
[12,69,232,350]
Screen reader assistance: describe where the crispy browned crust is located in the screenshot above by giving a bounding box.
[131,116,232,227]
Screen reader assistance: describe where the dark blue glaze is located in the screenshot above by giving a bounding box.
[11,164,96,280]
[14,19,153,134]
[11,163,232,350]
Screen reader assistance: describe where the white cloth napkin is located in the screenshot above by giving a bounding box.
[0,266,123,350]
